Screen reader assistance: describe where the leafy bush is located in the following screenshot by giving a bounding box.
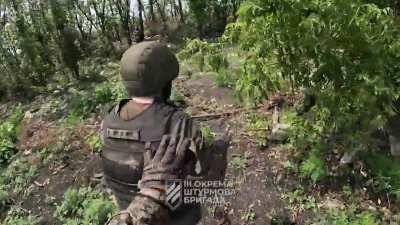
[87,132,103,153]
[312,210,379,225]
[0,106,24,164]
[300,151,327,183]
[246,113,270,147]
[281,187,317,211]
[230,153,248,169]
[214,69,237,88]
[179,39,240,88]
[169,88,185,105]
[55,187,117,225]
[200,123,215,146]
[283,109,330,182]
[0,187,9,213]
[187,0,242,37]
[66,81,122,123]
[178,39,217,72]
[0,158,38,194]
[208,53,229,72]
[362,152,400,198]
[1,207,41,225]
[227,0,400,181]
[234,56,281,107]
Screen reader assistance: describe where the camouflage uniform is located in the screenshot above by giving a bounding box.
[124,194,169,225]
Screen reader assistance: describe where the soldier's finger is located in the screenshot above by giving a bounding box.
[162,135,178,164]
[171,118,184,137]
[180,118,188,138]
[176,138,191,165]
[153,135,171,162]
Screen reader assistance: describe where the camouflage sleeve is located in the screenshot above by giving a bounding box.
[187,118,204,157]
[127,194,170,225]
[187,118,209,175]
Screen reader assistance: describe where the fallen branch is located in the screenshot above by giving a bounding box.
[191,108,246,119]
[192,104,271,120]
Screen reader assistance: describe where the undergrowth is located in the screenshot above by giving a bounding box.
[245,113,270,148]
[362,152,400,199]
[0,106,24,165]
[1,207,41,225]
[66,77,126,124]
[311,209,379,225]
[55,187,117,225]
[0,158,38,195]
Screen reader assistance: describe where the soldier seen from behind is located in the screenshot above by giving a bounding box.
[100,41,207,225]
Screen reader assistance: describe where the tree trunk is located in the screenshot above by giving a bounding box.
[177,0,184,23]
[124,0,132,45]
[148,0,155,22]
[155,0,167,36]
[114,0,132,45]
[136,0,145,42]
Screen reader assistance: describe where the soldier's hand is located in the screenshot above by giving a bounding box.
[139,134,191,191]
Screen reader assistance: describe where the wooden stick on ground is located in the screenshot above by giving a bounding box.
[191,108,247,119]
[191,103,272,120]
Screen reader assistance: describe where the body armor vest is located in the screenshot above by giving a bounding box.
[101,100,186,204]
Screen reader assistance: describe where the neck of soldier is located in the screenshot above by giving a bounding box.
[131,97,155,105]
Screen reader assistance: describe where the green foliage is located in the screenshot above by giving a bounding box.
[246,113,270,147]
[178,39,217,72]
[283,109,329,182]
[311,210,379,225]
[55,187,117,225]
[66,81,120,123]
[362,152,400,198]
[169,88,185,105]
[94,85,114,105]
[229,0,400,152]
[300,151,327,183]
[200,123,215,147]
[0,158,38,195]
[0,106,24,164]
[1,207,41,225]
[179,39,240,88]
[87,132,103,153]
[0,1,56,96]
[208,53,229,72]
[187,0,243,37]
[241,208,256,222]
[234,56,281,107]
[230,153,248,169]
[365,0,399,11]
[281,188,317,211]
[214,69,236,88]
[0,187,9,212]
[0,0,148,98]
[207,53,237,87]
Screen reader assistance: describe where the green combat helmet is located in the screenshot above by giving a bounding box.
[120,41,179,97]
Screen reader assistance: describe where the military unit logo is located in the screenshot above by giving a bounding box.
[165,180,183,210]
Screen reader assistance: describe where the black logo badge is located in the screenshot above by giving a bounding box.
[165,180,183,210]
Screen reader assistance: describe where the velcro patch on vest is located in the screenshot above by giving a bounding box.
[107,128,140,141]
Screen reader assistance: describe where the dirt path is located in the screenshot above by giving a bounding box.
[179,75,299,225]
